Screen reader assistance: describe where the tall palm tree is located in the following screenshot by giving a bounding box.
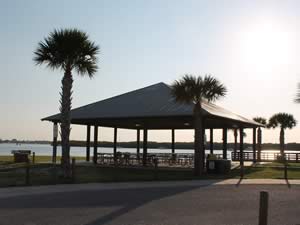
[268,113,297,157]
[34,28,99,176]
[253,117,267,161]
[171,75,227,175]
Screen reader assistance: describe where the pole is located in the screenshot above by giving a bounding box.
[93,125,98,164]
[210,128,214,154]
[52,122,58,164]
[258,191,269,225]
[253,128,257,163]
[86,125,91,161]
[171,129,175,154]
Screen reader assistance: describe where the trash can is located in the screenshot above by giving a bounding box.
[215,159,231,174]
[206,160,216,173]
[11,150,31,163]
[206,159,231,174]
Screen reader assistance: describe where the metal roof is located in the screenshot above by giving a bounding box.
[42,82,262,129]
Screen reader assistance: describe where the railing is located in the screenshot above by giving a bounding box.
[97,152,224,167]
[232,151,300,162]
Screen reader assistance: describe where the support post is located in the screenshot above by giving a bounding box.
[86,125,91,162]
[93,125,98,164]
[52,122,58,164]
[171,129,175,154]
[142,129,148,166]
[114,127,117,163]
[258,191,269,225]
[253,128,257,163]
[137,129,140,161]
[210,128,214,154]
[71,158,76,183]
[240,128,244,177]
[257,127,262,162]
[222,128,227,159]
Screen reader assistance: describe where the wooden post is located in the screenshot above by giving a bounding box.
[284,156,288,179]
[32,152,35,164]
[210,128,214,154]
[52,122,58,164]
[137,129,140,161]
[86,125,91,162]
[253,128,257,163]
[257,127,262,162]
[71,158,76,183]
[93,125,98,164]
[142,129,148,166]
[114,127,118,164]
[25,161,30,186]
[171,129,175,154]
[240,128,244,177]
[222,128,227,159]
[258,191,269,225]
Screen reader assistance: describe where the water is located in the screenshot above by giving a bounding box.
[0,143,294,158]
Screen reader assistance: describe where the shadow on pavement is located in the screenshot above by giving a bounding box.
[0,181,217,225]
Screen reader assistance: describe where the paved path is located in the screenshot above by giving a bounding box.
[0,180,299,225]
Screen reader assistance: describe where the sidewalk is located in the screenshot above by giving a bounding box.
[0,178,299,199]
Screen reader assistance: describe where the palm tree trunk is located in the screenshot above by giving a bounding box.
[257,127,262,161]
[194,103,204,176]
[60,66,73,178]
[280,128,285,157]
[233,129,238,158]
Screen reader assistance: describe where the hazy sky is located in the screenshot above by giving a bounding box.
[1,0,300,144]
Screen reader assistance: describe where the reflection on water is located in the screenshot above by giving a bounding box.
[0,143,294,158]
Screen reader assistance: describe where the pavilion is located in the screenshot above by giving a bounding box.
[42,82,263,167]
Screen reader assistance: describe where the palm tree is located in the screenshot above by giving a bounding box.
[34,28,99,176]
[171,75,227,175]
[268,113,297,157]
[231,128,246,160]
[253,117,267,161]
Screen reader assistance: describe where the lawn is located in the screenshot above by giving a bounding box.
[0,155,86,163]
[0,162,300,188]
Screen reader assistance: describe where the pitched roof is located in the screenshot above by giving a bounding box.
[42,82,261,128]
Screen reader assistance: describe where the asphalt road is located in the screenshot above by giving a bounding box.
[0,181,299,225]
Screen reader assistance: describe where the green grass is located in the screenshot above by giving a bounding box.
[0,155,86,163]
[0,163,299,188]
[0,155,300,188]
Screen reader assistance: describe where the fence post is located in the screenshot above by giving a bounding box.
[284,161,288,180]
[25,161,30,186]
[154,158,158,180]
[32,152,35,164]
[258,191,269,225]
[72,158,76,183]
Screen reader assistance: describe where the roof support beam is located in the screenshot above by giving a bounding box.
[137,129,140,161]
[210,128,214,154]
[253,128,257,163]
[52,122,58,164]
[93,125,98,164]
[142,129,148,166]
[171,129,175,154]
[113,127,118,163]
[240,128,244,177]
[222,128,228,159]
[86,125,91,162]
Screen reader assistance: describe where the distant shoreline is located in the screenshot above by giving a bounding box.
[1,141,300,151]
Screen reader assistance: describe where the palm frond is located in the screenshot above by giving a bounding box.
[268,113,297,129]
[33,28,100,77]
[253,117,267,125]
[171,74,227,105]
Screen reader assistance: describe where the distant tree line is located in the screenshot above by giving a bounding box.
[64,140,300,151]
[2,139,300,151]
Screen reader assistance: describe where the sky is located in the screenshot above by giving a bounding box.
[1,0,300,144]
